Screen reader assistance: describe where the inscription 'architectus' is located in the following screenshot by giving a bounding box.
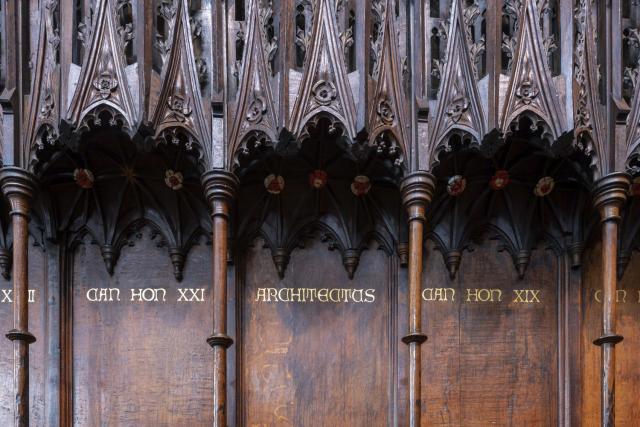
[254,287,376,303]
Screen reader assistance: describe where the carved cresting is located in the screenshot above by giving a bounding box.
[400,171,435,427]
[201,170,239,427]
[0,167,37,427]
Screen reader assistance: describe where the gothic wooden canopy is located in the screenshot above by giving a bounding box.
[1,0,640,426]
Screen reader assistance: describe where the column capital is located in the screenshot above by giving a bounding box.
[400,171,436,220]
[0,167,38,216]
[592,172,630,222]
[201,169,239,207]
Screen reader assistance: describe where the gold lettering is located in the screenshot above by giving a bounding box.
[255,288,267,302]
[290,287,303,302]
[364,289,375,303]
[278,287,290,302]
[329,288,341,302]
[422,288,434,301]
[446,288,456,302]
[267,288,277,302]
[466,288,501,302]
[594,289,627,304]
[352,289,363,302]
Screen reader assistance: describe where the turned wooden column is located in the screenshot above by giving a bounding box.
[592,172,630,427]
[202,170,239,427]
[0,167,37,427]
[400,171,435,427]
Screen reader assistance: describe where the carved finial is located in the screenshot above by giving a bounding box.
[0,248,11,280]
[100,244,116,275]
[397,242,408,266]
[445,250,462,280]
[342,249,359,280]
[272,248,290,279]
[515,249,531,279]
[568,242,584,269]
[169,247,185,281]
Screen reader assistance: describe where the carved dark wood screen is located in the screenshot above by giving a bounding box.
[1,0,640,426]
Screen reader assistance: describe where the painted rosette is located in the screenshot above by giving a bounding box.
[351,175,371,196]
[489,170,510,190]
[164,170,184,191]
[447,175,466,196]
[264,174,285,194]
[74,168,95,189]
[309,170,328,189]
[534,176,554,197]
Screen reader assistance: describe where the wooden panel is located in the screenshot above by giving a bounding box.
[581,243,640,426]
[0,238,47,426]
[71,231,213,426]
[421,240,559,426]
[239,239,395,426]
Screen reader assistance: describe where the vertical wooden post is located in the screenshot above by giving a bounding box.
[400,171,435,427]
[0,167,37,427]
[202,170,239,427]
[592,172,629,427]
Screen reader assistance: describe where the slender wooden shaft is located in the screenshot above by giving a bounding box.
[400,171,435,427]
[202,170,238,427]
[0,168,37,427]
[592,173,629,427]
[211,199,230,427]
[407,205,425,427]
